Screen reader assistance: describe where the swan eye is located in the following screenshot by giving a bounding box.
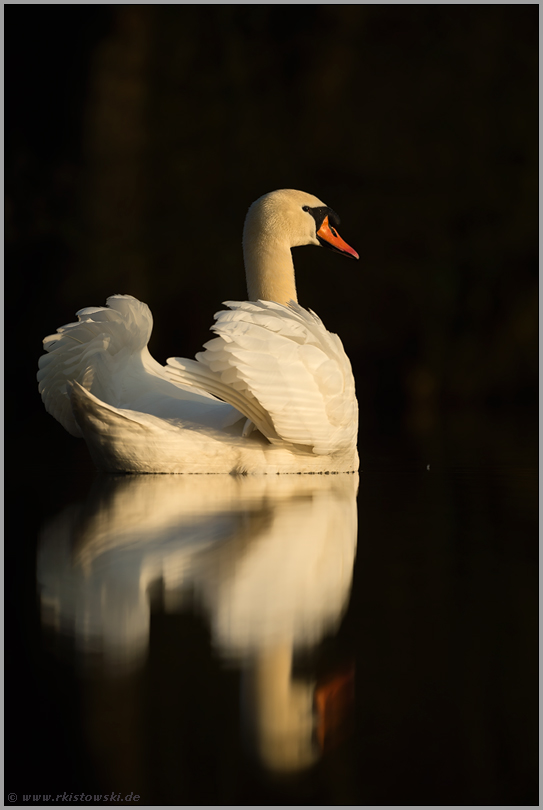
[302,205,310,212]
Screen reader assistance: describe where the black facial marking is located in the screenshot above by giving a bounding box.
[303,205,341,230]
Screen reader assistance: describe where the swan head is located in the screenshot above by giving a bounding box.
[243,189,359,259]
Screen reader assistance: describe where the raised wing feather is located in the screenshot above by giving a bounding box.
[166,300,358,455]
[38,295,241,438]
[38,295,165,436]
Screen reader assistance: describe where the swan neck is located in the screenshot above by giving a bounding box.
[243,236,298,306]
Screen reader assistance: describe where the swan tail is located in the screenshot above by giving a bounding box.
[37,295,154,437]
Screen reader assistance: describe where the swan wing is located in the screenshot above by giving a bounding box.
[38,295,237,438]
[37,295,153,436]
[166,300,358,455]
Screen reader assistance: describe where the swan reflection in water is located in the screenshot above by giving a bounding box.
[38,474,358,774]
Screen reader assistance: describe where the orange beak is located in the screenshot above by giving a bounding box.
[317,216,359,259]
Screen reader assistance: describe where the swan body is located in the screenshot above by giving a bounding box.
[38,189,359,474]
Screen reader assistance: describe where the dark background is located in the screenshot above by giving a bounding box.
[5,5,539,806]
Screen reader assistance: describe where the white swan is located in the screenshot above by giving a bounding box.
[37,189,359,474]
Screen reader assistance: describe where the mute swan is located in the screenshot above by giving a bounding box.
[37,189,359,474]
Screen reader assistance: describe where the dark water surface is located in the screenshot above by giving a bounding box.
[6,411,538,806]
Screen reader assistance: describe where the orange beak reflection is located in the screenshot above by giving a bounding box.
[317,216,359,260]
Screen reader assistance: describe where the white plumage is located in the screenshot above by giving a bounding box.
[37,189,359,474]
